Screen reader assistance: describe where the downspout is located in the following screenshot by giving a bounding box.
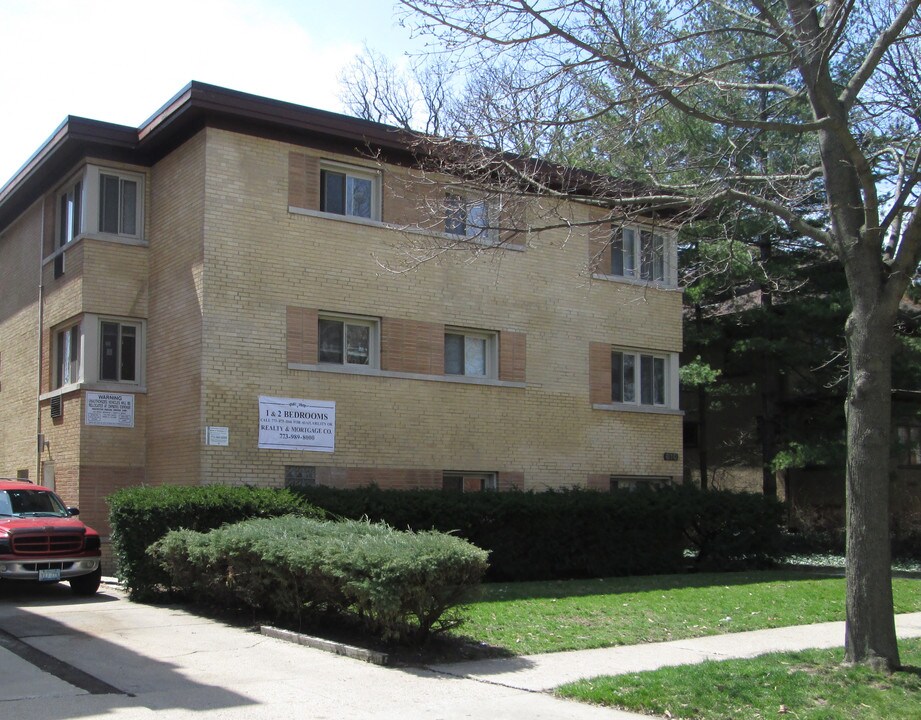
[36,197,46,481]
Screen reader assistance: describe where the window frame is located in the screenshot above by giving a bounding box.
[284,465,317,489]
[442,471,498,492]
[444,327,498,379]
[54,322,82,389]
[51,315,146,392]
[53,165,145,251]
[319,162,381,221]
[317,313,380,369]
[897,425,921,467]
[611,349,669,408]
[98,319,142,384]
[444,192,497,243]
[609,224,673,285]
[610,476,671,492]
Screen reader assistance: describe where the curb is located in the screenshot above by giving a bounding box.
[261,626,390,665]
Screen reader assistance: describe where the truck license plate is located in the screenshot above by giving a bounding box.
[38,568,62,582]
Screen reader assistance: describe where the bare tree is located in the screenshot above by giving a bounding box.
[340,45,590,160]
[387,0,921,670]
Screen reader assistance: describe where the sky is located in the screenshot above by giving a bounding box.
[0,0,421,187]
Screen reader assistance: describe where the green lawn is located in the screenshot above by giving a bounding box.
[453,571,921,655]
[557,638,921,720]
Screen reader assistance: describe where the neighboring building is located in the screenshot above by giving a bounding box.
[681,284,921,529]
[0,82,684,560]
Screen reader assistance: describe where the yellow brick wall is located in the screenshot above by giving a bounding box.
[42,240,85,331]
[196,128,683,488]
[0,201,43,478]
[40,390,83,505]
[82,241,149,318]
[146,132,206,485]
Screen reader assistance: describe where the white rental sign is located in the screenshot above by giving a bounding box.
[85,392,135,428]
[258,396,335,452]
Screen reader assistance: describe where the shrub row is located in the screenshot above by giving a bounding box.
[150,515,489,644]
[109,484,320,599]
[295,484,785,581]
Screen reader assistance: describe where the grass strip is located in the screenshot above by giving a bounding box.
[453,571,921,655]
[556,638,921,720]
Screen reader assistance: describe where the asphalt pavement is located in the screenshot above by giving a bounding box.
[1,580,920,720]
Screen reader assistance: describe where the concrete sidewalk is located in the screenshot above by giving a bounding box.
[2,582,919,720]
[428,612,921,692]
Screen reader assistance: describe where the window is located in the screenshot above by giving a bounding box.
[284,466,316,489]
[612,350,667,406]
[897,425,921,466]
[55,178,83,276]
[611,226,668,283]
[51,316,145,390]
[318,315,378,367]
[53,166,144,258]
[443,472,497,492]
[444,329,496,378]
[445,193,495,241]
[610,476,670,492]
[55,323,81,388]
[99,321,139,383]
[58,179,83,248]
[320,166,379,220]
[98,173,139,236]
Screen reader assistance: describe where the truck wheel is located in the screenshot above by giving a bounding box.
[69,567,102,596]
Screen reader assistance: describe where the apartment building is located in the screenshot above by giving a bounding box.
[0,82,683,545]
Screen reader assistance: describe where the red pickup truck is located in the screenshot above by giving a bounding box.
[0,478,102,595]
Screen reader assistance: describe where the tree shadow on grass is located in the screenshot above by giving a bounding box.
[474,567,848,603]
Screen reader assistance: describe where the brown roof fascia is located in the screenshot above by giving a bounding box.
[136,81,420,165]
[0,117,138,230]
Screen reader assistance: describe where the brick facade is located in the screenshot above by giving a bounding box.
[0,84,685,569]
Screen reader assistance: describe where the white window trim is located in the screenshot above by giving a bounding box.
[288,361,526,388]
[596,223,678,288]
[50,315,146,393]
[286,206,527,251]
[53,322,83,389]
[319,160,382,221]
[52,164,146,250]
[596,349,681,413]
[444,191,500,244]
[89,316,145,386]
[55,171,84,249]
[317,312,380,370]
[444,327,498,380]
[85,314,146,387]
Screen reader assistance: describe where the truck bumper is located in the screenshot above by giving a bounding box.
[0,557,100,581]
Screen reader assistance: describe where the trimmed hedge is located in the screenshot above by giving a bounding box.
[295,484,785,580]
[108,484,320,599]
[150,516,489,643]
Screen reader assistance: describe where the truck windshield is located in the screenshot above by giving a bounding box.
[0,489,69,518]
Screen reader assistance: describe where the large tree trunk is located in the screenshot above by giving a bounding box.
[843,304,900,670]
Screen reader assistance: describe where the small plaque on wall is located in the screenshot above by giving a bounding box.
[206,426,229,446]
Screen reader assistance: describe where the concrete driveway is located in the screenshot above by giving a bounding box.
[0,582,643,720]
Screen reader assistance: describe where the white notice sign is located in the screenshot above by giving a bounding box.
[85,392,135,428]
[206,426,229,446]
[258,396,335,452]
